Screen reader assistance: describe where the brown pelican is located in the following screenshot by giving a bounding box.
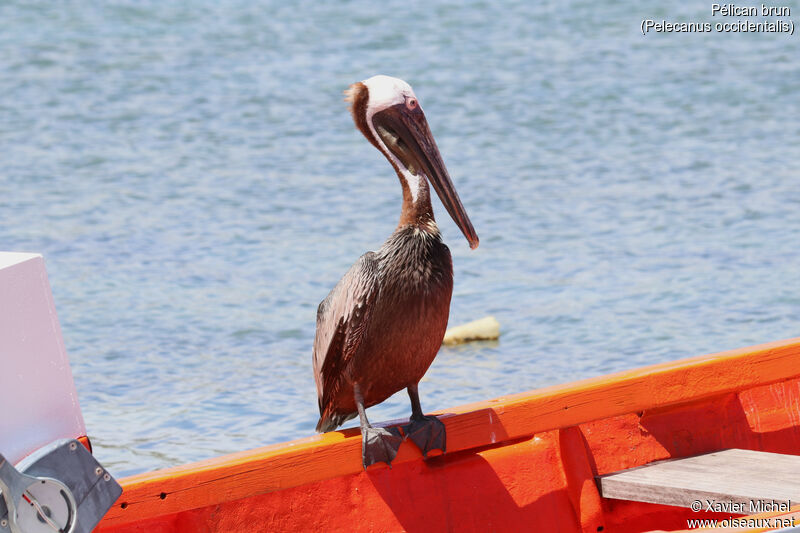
[313,75,478,468]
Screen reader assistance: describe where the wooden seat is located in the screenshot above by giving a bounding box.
[598,449,800,511]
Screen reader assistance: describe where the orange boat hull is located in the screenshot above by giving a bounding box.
[97,338,800,532]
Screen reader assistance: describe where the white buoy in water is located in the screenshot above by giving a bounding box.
[442,316,500,345]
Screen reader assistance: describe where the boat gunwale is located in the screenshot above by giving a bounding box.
[101,336,800,526]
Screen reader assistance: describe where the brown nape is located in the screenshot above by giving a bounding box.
[344,82,378,151]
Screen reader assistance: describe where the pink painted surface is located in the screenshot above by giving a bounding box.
[0,252,86,464]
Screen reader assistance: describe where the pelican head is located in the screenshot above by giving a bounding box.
[345,75,479,250]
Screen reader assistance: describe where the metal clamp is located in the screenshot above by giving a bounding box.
[0,440,121,533]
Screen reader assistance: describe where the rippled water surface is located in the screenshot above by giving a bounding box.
[2,1,800,476]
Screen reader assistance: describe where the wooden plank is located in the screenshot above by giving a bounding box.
[599,449,800,511]
[100,337,800,526]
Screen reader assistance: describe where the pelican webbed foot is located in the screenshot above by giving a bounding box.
[361,426,403,469]
[402,414,446,457]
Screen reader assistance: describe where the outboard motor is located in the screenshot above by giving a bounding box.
[0,253,121,532]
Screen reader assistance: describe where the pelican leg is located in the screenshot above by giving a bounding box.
[355,384,402,469]
[401,383,446,457]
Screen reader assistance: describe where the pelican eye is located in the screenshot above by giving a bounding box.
[406,98,417,110]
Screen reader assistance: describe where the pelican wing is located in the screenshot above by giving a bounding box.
[313,252,379,416]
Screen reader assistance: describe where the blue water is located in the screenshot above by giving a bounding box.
[2,1,799,476]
